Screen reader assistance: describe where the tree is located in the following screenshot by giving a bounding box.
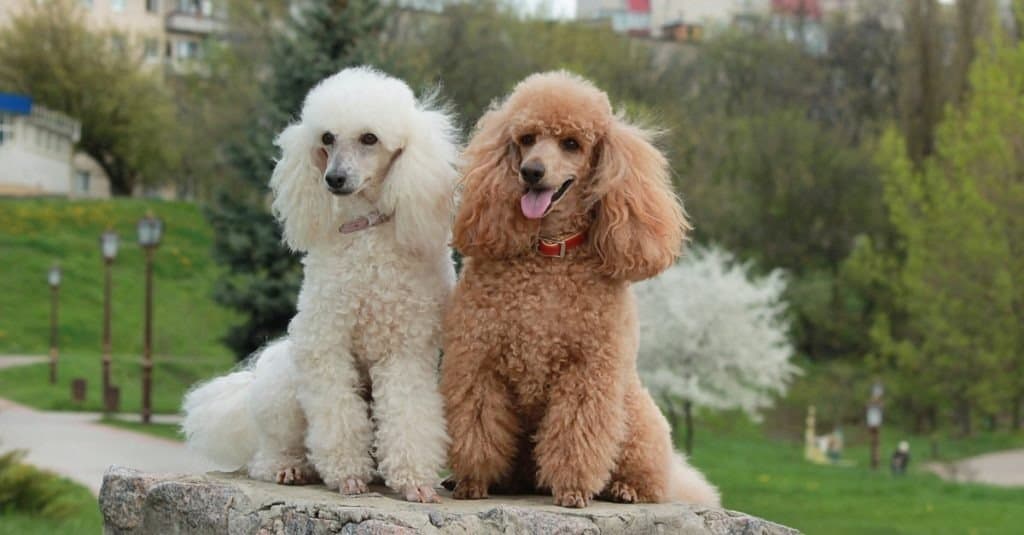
[0,0,179,195]
[635,246,800,453]
[207,0,388,358]
[852,23,1024,434]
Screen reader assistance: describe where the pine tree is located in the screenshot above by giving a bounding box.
[207,0,387,358]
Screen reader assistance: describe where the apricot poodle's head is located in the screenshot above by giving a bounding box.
[453,71,689,281]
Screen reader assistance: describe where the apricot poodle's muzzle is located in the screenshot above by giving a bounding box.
[520,175,575,219]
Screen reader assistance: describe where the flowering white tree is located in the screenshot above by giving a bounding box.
[634,245,800,452]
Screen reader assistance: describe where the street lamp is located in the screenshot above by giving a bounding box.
[137,213,163,424]
[47,263,61,384]
[100,230,119,407]
[867,379,884,470]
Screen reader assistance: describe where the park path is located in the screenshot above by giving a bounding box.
[0,355,47,369]
[0,397,216,494]
[927,449,1024,487]
[0,355,214,494]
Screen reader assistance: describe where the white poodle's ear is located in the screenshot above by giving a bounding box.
[269,123,332,252]
[381,98,459,255]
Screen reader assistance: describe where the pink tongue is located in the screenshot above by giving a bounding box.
[521,189,556,219]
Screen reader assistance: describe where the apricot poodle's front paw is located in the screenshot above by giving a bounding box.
[340,477,369,496]
[452,479,488,500]
[275,465,318,486]
[553,489,591,508]
[605,481,638,503]
[403,485,441,503]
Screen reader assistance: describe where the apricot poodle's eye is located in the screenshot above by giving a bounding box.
[519,134,536,147]
[560,138,580,152]
[359,133,378,146]
[321,132,335,145]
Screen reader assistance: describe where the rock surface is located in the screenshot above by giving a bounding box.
[99,466,799,534]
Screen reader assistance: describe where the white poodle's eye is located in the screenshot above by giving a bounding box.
[519,134,536,147]
[321,132,335,145]
[359,133,378,146]
[560,138,580,152]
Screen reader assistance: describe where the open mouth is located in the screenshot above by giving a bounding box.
[520,178,574,219]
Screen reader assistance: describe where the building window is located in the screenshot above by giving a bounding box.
[111,0,125,12]
[176,40,200,60]
[0,115,8,145]
[144,38,159,59]
[75,171,91,194]
[81,0,93,8]
[147,0,160,13]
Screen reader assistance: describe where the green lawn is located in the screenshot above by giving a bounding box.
[0,198,236,357]
[690,418,1024,534]
[0,198,237,413]
[98,416,183,441]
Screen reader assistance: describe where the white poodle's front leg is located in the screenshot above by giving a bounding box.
[370,338,449,503]
[293,340,375,494]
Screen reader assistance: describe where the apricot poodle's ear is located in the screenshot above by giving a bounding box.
[590,117,690,281]
[452,105,537,259]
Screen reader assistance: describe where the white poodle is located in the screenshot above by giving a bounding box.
[182,67,458,503]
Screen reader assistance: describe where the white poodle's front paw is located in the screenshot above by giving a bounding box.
[275,465,318,486]
[403,484,441,503]
[340,477,369,495]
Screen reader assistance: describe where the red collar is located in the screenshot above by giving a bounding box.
[536,230,587,258]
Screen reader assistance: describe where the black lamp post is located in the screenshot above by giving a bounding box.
[47,263,61,384]
[100,230,119,406]
[137,213,163,424]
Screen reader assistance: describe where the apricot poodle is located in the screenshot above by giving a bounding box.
[441,71,721,508]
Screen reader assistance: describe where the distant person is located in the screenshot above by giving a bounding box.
[826,428,844,463]
[891,440,911,475]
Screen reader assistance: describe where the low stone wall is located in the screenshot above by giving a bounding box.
[99,466,799,534]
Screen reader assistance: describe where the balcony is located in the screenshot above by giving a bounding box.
[165,11,226,36]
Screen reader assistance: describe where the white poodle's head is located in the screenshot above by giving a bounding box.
[269,66,459,254]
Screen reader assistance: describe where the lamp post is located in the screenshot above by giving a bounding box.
[100,230,119,406]
[137,213,163,424]
[867,380,884,470]
[47,264,61,384]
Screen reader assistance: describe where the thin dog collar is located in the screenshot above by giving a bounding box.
[339,210,392,234]
[536,230,587,258]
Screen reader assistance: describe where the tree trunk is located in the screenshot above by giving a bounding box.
[664,396,680,446]
[956,398,972,437]
[1014,394,1022,430]
[683,399,694,455]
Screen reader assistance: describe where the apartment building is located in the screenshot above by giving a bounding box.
[0,0,225,70]
[0,93,105,197]
[577,0,771,38]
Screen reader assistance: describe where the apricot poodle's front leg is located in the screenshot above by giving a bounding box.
[534,345,627,508]
[441,334,519,500]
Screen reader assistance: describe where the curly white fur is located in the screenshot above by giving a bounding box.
[182,67,457,501]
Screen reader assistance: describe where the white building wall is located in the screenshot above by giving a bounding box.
[0,118,73,195]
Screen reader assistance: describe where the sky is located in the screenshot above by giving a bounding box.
[517,0,577,19]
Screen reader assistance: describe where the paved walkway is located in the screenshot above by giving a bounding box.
[0,398,216,495]
[0,355,47,369]
[927,449,1024,487]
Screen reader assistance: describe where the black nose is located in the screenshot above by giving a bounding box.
[520,161,545,185]
[325,172,347,190]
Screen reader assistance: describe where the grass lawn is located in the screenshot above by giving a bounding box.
[0,198,238,413]
[0,351,231,414]
[98,416,183,441]
[690,417,1024,534]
